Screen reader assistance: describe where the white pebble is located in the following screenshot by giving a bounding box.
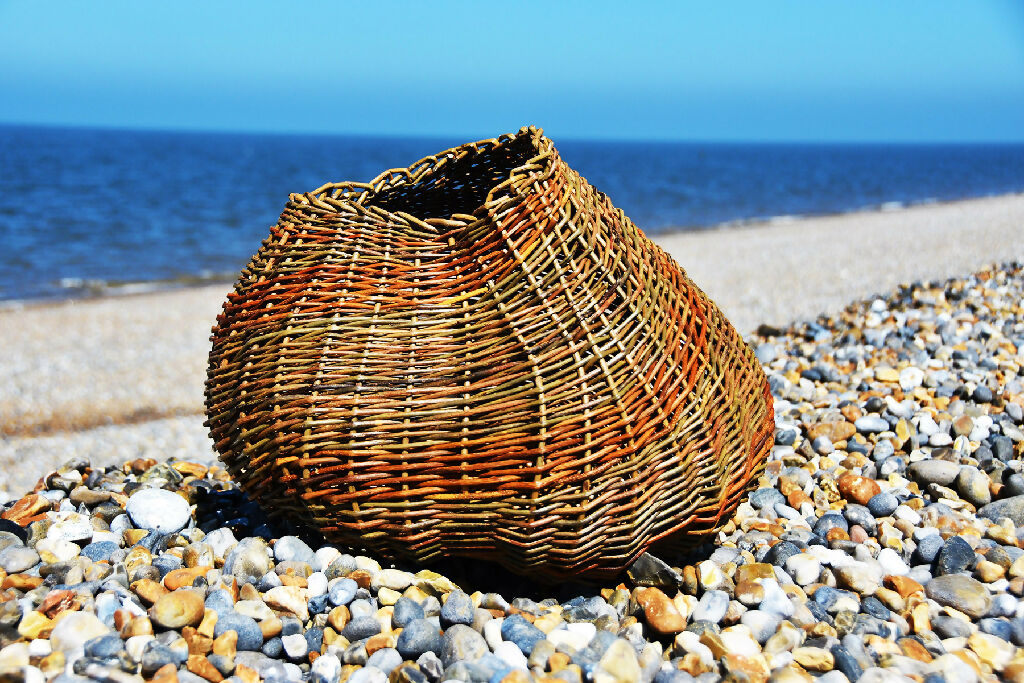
[126,488,191,533]
[282,633,308,659]
[493,640,529,669]
[307,572,328,597]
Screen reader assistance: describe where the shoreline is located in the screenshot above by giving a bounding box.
[3,191,1024,490]
[4,191,1022,313]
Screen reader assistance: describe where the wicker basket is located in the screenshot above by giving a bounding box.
[205,127,773,578]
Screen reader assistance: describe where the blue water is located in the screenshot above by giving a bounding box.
[2,124,1024,302]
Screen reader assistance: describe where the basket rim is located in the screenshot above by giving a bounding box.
[296,125,556,223]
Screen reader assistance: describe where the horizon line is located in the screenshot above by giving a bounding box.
[3,119,1024,147]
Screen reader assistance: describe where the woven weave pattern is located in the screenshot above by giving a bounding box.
[205,127,773,578]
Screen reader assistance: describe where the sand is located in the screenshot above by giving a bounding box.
[2,193,1023,492]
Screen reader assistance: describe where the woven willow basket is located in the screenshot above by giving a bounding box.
[205,127,773,578]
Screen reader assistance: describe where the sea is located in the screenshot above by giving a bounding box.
[2,124,1024,302]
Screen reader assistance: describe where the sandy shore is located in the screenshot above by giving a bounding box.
[2,193,1024,492]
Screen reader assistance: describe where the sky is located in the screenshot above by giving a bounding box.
[1,1,1023,142]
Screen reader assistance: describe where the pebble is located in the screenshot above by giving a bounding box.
[439,624,487,667]
[150,590,205,629]
[925,574,993,618]
[126,487,191,533]
[440,589,474,626]
[396,618,442,660]
[935,536,976,575]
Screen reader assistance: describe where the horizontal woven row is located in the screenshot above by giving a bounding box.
[205,126,774,578]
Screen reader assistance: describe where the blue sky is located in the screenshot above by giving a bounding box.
[1,1,1023,142]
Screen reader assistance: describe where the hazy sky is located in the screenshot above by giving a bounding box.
[2,1,1023,142]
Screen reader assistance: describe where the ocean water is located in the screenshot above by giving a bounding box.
[2,124,1024,302]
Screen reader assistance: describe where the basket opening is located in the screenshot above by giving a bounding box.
[365,133,539,220]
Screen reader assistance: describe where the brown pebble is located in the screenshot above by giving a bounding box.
[548,652,572,671]
[122,616,154,638]
[260,616,283,639]
[186,654,224,683]
[152,663,179,683]
[734,581,765,606]
[327,605,350,632]
[164,567,212,591]
[1,494,50,525]
[365,632,397,655]
[897,637,933,662]
[884,575,924,598]
[123,529,150,547]
[279,573,308,588]
[348,569,373,589]
[734,563,775,584]
[974,559,1005,583]
[634,587,685,634]
[792,646,834,672]
[4,574,43,591]
[238,583,260,602]
[38,590,79,619]
[150,590,205,629]
[132,579,168,605]
[721,654,771,682]
[198,609,218,638]
[849,525,870,544]
[788,490,813,508]
[212,630,237,658]
[808,421,856,443]
[182,626,214,655]
[837,473,881,505]
[826,527,850,542]
[235,664,260,683]
[172,462,209,478]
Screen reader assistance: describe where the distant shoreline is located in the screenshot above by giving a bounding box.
[4,189,1023,312]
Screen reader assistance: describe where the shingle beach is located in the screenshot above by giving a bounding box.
[2,194,1024,682]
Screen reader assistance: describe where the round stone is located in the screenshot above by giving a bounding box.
[213,611,264,651]
[837,474,881,505]
[936,536,976,575]
[273,536,316,566]
[439,624,488,667]
[328,578,358,606]
[907,460,960,487]
[392,597,426,628]
[396,618,442,660]
[855,416,889,434]
[956,467,992,507]
[310,653,342,683]
[150,590,205,629]
[692,590,729,624]
[440,590,475,628]
[925,574,993,618]
[81,541,119,562]
[126,488,191,534]
[866,492,899,518]
[223,538,272,584]
[342,616,381,642]
[634,587,685,635]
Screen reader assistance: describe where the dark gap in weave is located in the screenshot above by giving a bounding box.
[365,134,538,220]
